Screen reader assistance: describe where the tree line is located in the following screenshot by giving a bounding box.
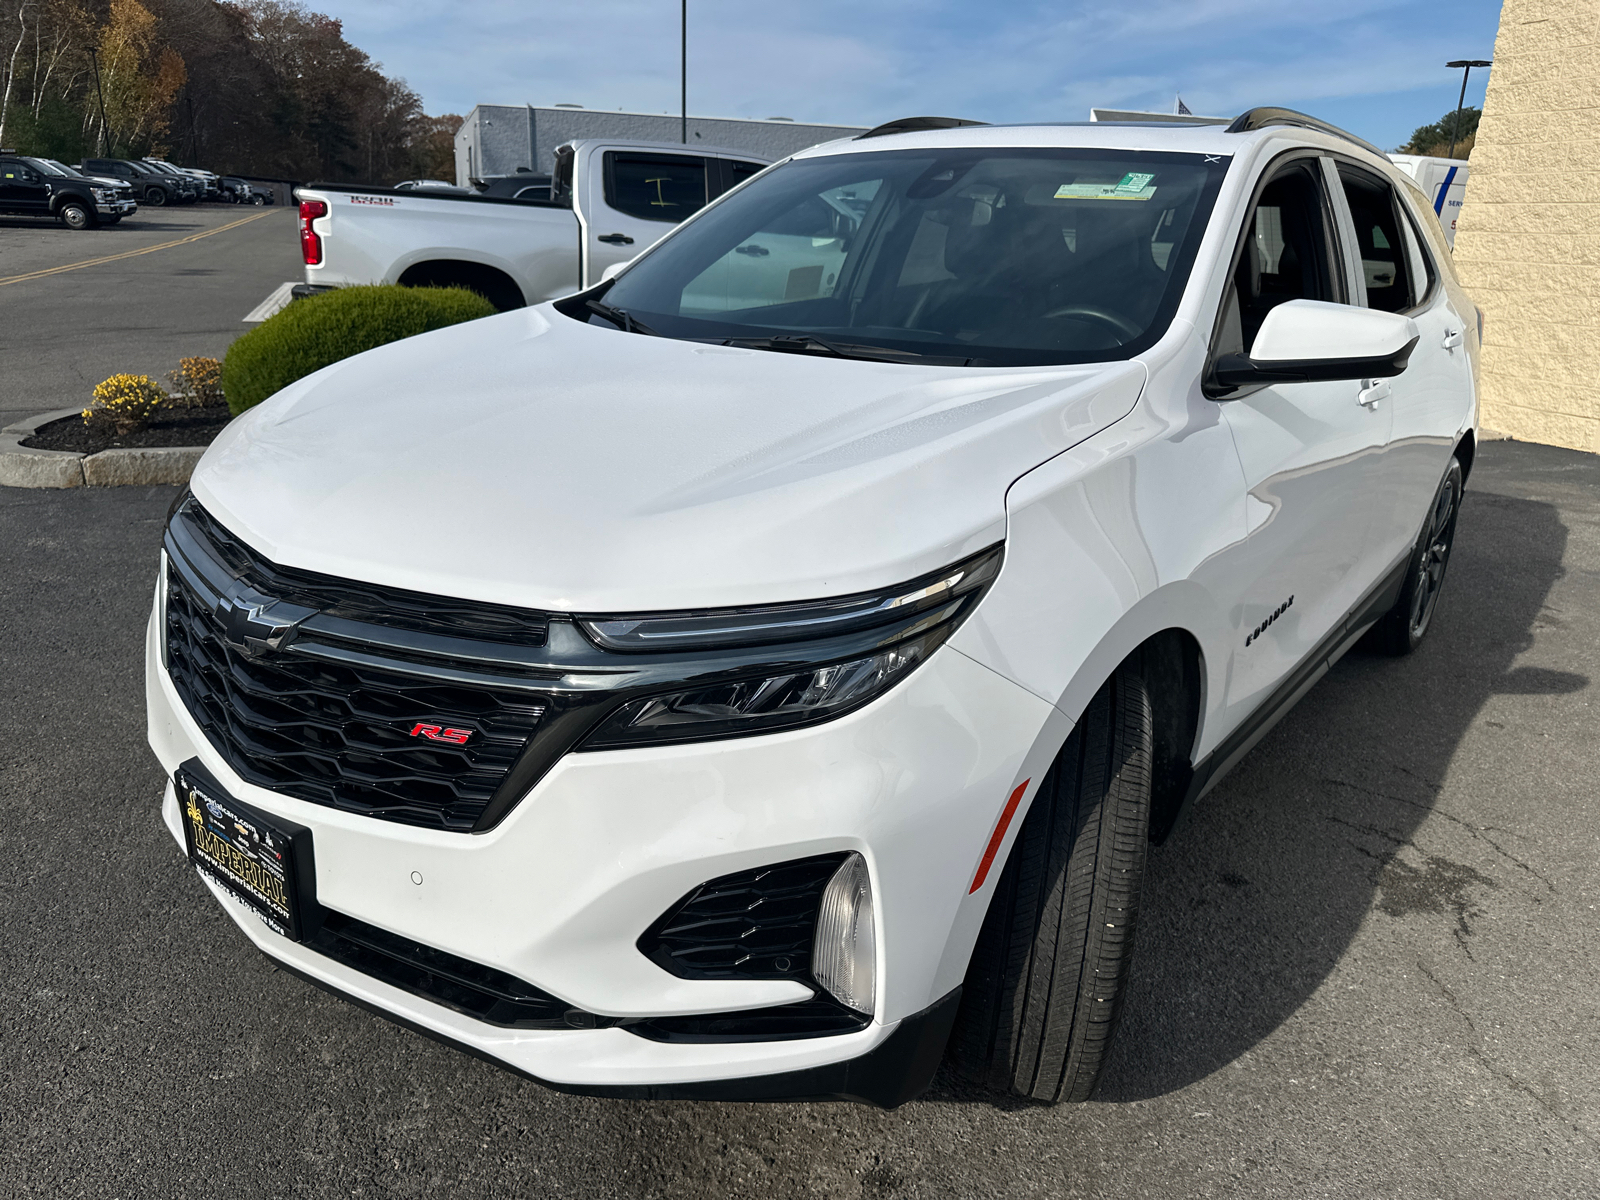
[0,0,458,183]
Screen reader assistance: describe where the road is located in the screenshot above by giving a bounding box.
[0,205,300,426]
[1,440,1597,1198]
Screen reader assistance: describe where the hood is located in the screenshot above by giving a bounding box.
[194,309,1144,612]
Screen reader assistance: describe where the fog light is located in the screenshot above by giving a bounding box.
[811,852,875,1015]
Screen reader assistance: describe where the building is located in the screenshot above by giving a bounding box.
[1452,0,1600,453]
[453,106,866,185]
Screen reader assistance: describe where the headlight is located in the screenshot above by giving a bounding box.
[578,545,1001,750]
[92,188,113,201]
[583,627,946,749]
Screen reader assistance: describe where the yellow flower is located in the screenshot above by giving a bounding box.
[84,373,168,436]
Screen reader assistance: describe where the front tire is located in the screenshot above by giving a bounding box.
[1368,457,1463,655]
[58,201,94,230]
[948,660,1152,1102]
[145,187,167,207]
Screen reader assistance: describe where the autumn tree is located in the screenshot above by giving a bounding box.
[95,0,184,153]
[1,0,459,182]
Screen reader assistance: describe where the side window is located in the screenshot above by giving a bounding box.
[1217,161,1338,356]
[1396,199,1437,306]
[1338,166,1415,313]
[604,153,707,223]
[728,160,762,186]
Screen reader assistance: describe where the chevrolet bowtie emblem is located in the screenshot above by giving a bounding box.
[214,586,315,657]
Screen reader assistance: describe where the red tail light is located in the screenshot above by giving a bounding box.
[299,199,327,265]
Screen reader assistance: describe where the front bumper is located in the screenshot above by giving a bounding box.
[96,200,136,215]
[145,595,1065,1099]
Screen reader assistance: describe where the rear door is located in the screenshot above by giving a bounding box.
[579,148,710,285]
[0,159,52,213]
[1209,154,1393,734]
[1331,161,1470,577]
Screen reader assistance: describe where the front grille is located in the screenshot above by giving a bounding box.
[164,500,553,831]
[309,911,609,1029]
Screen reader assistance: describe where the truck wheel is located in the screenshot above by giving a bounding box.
[145,188,167,207]
[948,660,1152,1103]
[1367,457,1463,656]
[58,201,94,230]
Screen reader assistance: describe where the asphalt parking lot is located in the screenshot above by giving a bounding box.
[0,206,299,423]
[3,217,1599,1197]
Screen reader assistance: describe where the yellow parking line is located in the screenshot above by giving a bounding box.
[0,209,283,288]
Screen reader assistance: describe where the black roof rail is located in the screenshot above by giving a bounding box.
[1227,107,1388,160]
[855,116,988,140]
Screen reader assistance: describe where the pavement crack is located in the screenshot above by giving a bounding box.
[1415,959,1594,1144]
[1324,776,1556,893]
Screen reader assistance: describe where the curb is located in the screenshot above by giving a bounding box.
[1,408,208,488]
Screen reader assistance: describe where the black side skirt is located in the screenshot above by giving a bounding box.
[269,949,961,1109]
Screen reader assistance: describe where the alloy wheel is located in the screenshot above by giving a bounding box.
[1408,472,1459,640]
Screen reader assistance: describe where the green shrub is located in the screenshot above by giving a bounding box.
[222,285,497,415]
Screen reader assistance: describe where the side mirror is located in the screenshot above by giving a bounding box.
[600,259,634,282]
[1213,299,1419,390]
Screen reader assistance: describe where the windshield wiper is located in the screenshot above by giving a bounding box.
[585,300,660,336]
[714,334,983,367]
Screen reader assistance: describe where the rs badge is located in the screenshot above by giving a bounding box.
[409,723,472,745]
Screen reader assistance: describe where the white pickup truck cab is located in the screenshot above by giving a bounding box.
[150,109,1479,1109]
[294,138,771,310]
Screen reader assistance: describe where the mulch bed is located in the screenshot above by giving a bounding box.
[22,402,234,454]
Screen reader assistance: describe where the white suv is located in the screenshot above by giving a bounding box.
[147,108,1478,1107]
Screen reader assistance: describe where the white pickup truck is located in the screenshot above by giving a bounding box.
[294,138,773,309]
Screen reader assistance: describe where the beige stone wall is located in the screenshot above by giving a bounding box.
[1451,0,1600,452]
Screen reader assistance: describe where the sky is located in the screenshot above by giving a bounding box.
[319,0,1504,153]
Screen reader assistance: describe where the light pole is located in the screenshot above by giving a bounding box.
[1445,59,1492,159]
[680,0,687,144]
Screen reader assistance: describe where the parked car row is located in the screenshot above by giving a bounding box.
[0,155,138,229]
[0,152,277,229]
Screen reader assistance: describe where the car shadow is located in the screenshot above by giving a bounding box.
[923,475,1582,1106]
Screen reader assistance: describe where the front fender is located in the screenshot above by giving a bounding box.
[947,385,1246,764]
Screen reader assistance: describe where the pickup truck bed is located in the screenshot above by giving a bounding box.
[295,139,778,310]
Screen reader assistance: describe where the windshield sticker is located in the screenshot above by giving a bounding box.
[1054,173,1157,202]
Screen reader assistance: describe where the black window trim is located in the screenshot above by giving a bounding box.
[1204,149,1350,399]
[708,156,768,201]
[1330,154,1441,317]
[602,149,710,225]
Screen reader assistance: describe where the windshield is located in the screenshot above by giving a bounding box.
[26,157,69,177]
[594,147,1228,366]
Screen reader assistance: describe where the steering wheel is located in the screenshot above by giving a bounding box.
[1041,304,1144,341]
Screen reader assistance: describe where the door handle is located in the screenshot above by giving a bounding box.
[1357,378,1390,409]
[597,233,634,245]
[1442,328,1463,350]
